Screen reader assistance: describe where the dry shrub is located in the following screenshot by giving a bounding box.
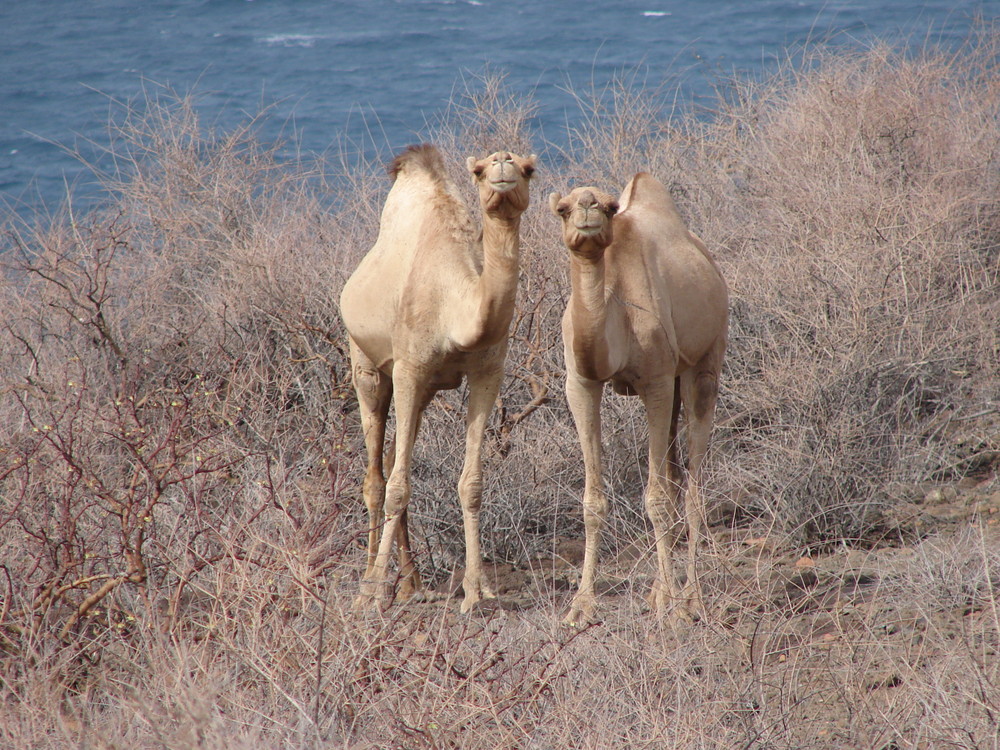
[704,35,1000,543]
[0,87,368,745]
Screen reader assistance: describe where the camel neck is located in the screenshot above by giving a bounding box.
[450,214,521,352]
[570,253,608,320]
[568,253,613,380]
[481,215,521,267]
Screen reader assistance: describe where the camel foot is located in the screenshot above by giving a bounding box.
[645,583,704,625]
[396,580,425,603]
[458,575,496,614]
[675,585,706,624]
[562,595,597,627]
[395,567,424,602]
[352,580,392,614]
[669,602,702,627]
[459,583,497,614]
[351,593,375,614]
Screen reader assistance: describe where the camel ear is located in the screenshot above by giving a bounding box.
[548,192,563,216]
[523,154,538,177]
[466,156,482,176]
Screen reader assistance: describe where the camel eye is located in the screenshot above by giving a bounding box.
[557,204,569,216]
[522,164,535,178]
[605,202,620,216]
[472,166,485,177]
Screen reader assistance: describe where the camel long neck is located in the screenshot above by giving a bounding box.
[453,215,521,351]
[569,253,614,381]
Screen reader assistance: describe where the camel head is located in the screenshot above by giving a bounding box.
[466,151,536,220]
[549,187,619,259]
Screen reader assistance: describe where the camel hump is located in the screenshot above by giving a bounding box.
[617,172,677,216]
[387,143,447,182]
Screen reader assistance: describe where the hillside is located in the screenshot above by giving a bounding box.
[1,32,998,748]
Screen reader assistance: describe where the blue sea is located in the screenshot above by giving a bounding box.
[0,0,994,211]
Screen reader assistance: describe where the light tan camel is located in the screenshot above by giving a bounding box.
[549,173,728,625]
[340,144,536,613]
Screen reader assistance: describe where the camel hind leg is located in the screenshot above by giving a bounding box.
[348,337,393,585]
[677,355,722,620]
[352,350,427,610]
[640,376,691,623]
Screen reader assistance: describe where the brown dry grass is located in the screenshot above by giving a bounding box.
[1,30,998,749]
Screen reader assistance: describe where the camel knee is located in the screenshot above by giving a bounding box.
[458,470,483,513]
[582,490,608,530]
[353,363,386,405]
[384,478,411,518]
[645,491,680,533]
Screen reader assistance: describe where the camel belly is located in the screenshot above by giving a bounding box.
[428,347,503,390]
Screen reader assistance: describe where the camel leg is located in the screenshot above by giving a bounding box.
[357,362,429,610]
[564,372,606,626]
[677,363,721,620]
[641,376,692,623]
[348,337,392,584]
[456,368,502,613]
[383,430,425,601]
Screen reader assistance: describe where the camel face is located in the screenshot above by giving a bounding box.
[466,151,536,219]
[549,187,619,258]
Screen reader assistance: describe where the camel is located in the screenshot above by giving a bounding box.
[549,173,729,625]
[340,144,536,613]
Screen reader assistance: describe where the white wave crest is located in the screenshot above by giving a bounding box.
[257,33,319,47]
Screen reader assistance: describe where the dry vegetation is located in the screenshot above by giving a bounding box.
[1,30,999,749]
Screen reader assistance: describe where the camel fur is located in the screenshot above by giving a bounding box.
[549,173,728,625]
[340,144,536,612]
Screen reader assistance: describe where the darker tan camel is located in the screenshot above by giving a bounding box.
[549,173,728,625]
[340,144,536,613]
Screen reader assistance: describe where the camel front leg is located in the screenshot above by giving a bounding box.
[455,368,503,613]
[564,373,606,626]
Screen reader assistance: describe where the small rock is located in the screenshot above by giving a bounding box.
[554,537,586,566]
[743,535,787,553]
[924,505,969,522]
[924,488,947,505]
[866,671,904,690]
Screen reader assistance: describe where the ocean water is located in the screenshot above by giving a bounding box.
[0,0,994,211]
